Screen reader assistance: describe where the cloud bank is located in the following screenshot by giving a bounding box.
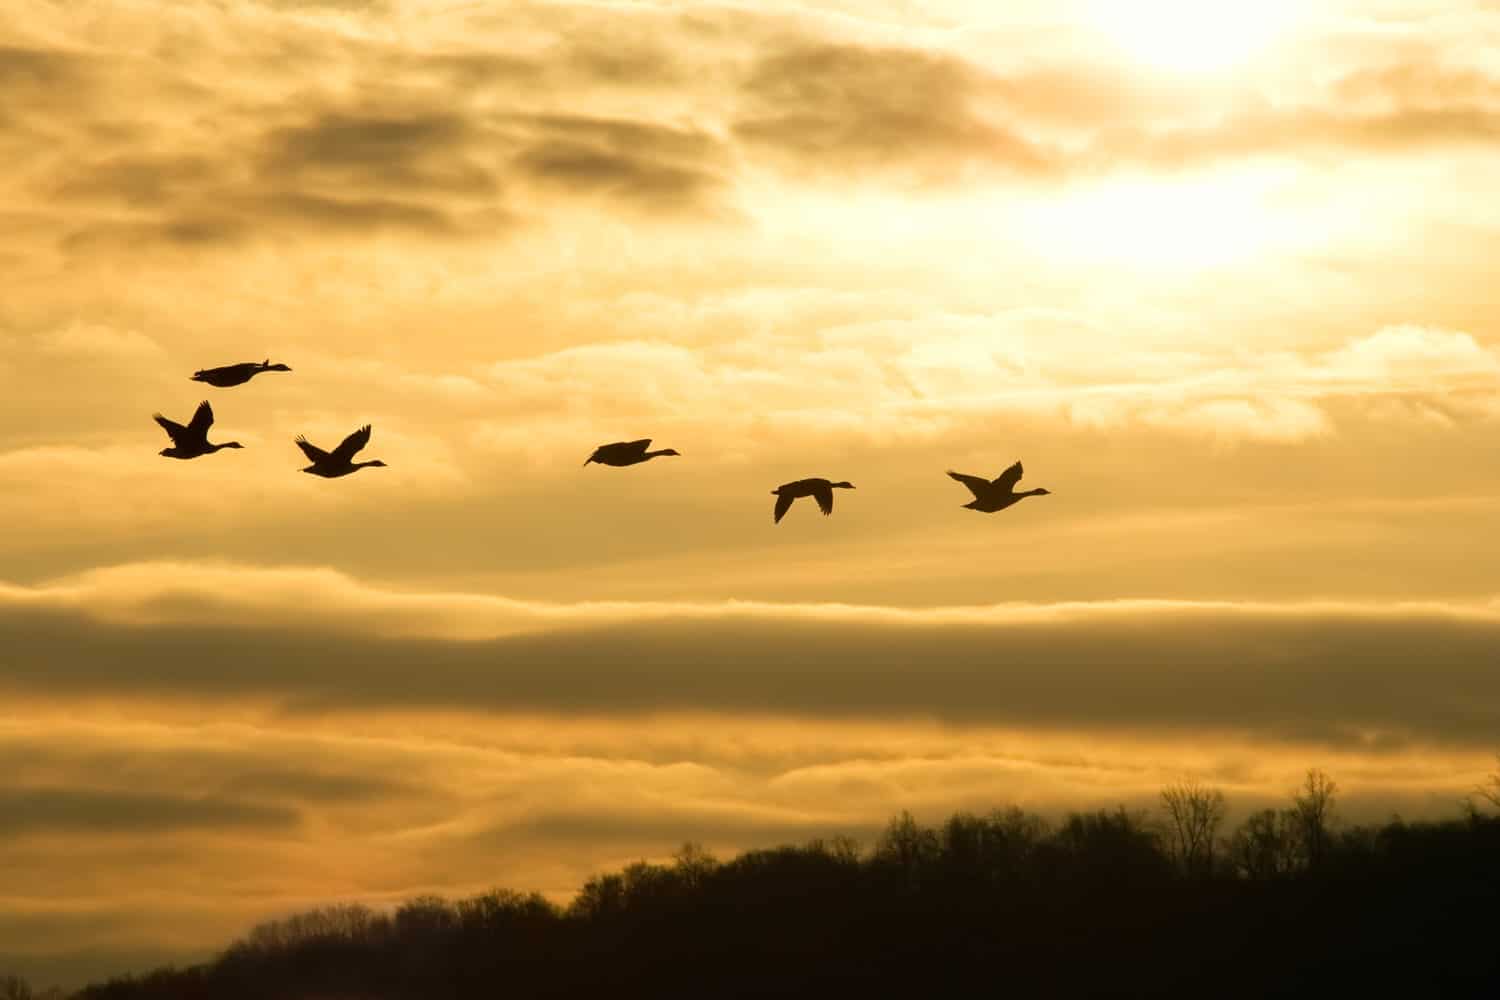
[3,562,1498,747]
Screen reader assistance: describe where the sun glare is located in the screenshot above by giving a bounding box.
[1090,0,1300,73]
[1018,168,1295,271]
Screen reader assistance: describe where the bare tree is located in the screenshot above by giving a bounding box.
[673,841,718,889]
[0,975,33,1000]
[875,810,940,887]
[1291,768,1338,869]
[1475,755,1500,811]
[1228,807,1300,879]
[1159,780,1228,877]
[807,834,863,865]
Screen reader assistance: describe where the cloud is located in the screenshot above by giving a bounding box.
[728,32,1500,184]
[484,800,874,851]
[1333,59,1500,109]
[507,114,730,214]
[14,2,1500,263]
[1103,103,1500,171]
[0,45,91,102]
[0,787,295,836]
[2,562,1499,747]
[51,154,222,207]
[17,4,1500,265]
[735,42,1053,183]
[1072,395,1334,443]
[259,112,493,196]
[35,322,166,362]
[1317,324,1500,382]
[466,322,1499,454]
[51,103,729,250]
[0,726,425,812]
[255,0,389,9]
[17,5,746,255]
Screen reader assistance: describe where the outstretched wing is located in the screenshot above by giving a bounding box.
[331,425,372,464]
[773,492,795,524]
[295,436,330,463]
[618,438,651,453]
[947,471,989,499]
[992,461,1023,492]
[813,484,834,516]
[153,413,187,445]
[186,400,214,438]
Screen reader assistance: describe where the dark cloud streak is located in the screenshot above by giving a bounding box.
[735,42,1055,182]
[2,604,1496,747]
[0,787,296,836]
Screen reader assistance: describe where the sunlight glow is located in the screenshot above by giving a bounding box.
[1018,168,1295,270]
[1090,0,1300,73]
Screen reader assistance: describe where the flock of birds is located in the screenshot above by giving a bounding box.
[158,359,1052,522]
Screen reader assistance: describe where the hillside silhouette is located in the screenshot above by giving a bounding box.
[22,768,1500,999]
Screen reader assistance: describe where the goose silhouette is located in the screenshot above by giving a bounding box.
[296,425,387,478]
[154,400,243,459]
[191,359,291,387]
[584,439,681,467]
[947,461,1050,513]
[772,478,854,524]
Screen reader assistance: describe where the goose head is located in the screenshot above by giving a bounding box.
[215,441,245,451]
[262,360,292,372]
[362,459,388,467]
[655,448,681,457]
[831,481,855,489]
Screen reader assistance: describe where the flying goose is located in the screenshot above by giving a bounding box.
[584,439,681,467]
[296,425,387,478]
[772,478,854,524]
[154,400,242,459]
[947,461,1050,513]
[191,359,292,387]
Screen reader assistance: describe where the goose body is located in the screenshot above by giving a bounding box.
[296,425,387,478]
[191,359,292,388]
[771,478,854,523]
[584,438,681,467]
[947,461,1050,513]
[154,400,243,459]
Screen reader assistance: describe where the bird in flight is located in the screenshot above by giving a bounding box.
[584,439,681,467]
[947,461,1050,513]
[152,398,243,461]
[154,400,243,460]
[190,359,292,387]
[771,478,855,524]
[296,425,387,478]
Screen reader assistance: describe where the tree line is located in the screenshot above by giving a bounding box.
[8,763,1499,999]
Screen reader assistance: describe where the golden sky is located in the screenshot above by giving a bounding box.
[3,0,1500,986]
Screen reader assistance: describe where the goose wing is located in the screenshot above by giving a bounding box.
[153,413,188,445]
[992,461,1024,492]
[295,436,330,463]
[812,484,834,516]
[330,425,372,464]
[186,400,214,440]
[947,471,990,499]
[773,492,795,524]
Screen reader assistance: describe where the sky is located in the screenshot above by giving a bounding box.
[3,0,1500,986]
